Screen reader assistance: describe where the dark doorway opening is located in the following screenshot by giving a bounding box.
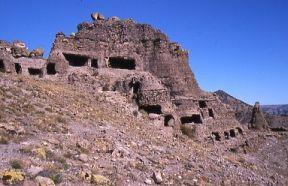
[199,100,207,108]
[212,132,221,141]
[139,105,162,114]
[180,114,202,124]
[230,129,236,137]
[208,108,214,118]
[164,115,174,126]
[224,131,229,139]
[0,60,5,72]
[91,59,98,68]
[63,53,88,67]
[14,63,21,74]
[129,81,141,104]
[108,57,136,70]
[236,127,243,135]
[131,82,141,94]
[28,68,42,76]
[47,63,56,75]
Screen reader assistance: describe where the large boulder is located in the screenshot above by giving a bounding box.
[91,12,105,21]
[30,48,44,57]
[11,40,29,58]
[35,176,55,186]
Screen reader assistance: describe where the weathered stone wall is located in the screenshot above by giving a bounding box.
[0,40,46,76]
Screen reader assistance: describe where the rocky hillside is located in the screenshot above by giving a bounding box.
[215,90,288,129]
[0,72,288,185]
[214,90,252,124]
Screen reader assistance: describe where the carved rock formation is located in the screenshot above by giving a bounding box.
[0,13,246,144]
[0,40,46,76]
[250,102,269,130]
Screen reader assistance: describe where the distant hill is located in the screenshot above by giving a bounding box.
[214,90,252,124]
[214,90,288,129]
[262,105,288,116]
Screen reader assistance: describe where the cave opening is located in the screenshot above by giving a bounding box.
[180,114,202,124]
[139,105,162,114]
[28,68,42,76]
[130,81,141,94]
[230,129,236,138]
[129,81,141,104]
[208,108,215,118]
[47,63,56,75]
[212,132,221,141]
[64,53,88,67]
[224,131,229,139]
[199,100,207,108]
[14,63,21,74]
[164,115,174,126]
[236,127,243,135]
[0,60,5,72]
[91,59,98,68]
[108,57,136,70]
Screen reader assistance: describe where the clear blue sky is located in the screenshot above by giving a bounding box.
[0,0,287,105]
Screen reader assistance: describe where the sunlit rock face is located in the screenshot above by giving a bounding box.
[250,102,269,130]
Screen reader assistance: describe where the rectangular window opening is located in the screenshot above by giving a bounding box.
[47,63,56,75]
[63,53,88,67]
[14,63,22,74]
[28,68,42,76]
[139,105,162,114]
[91,59,98,68]
[230,129,236,137]
[108,57,136,70]
[180,114,202,124]
[199,100,207,108]
[0,60,5,72]
[208,108,214,118]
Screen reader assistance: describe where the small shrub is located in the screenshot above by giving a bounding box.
[35,148,46,159]
[2,170,25,184]
[56,156,69,170]
[10,159,24,169]
[45,149,56,160]
[45,150,70,170]
[38,169,62,184]
[55,116,67,123]
[0,135,9,144]
[19,145,33,154]
[180,124,196,138]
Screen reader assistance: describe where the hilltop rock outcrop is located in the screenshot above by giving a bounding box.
[250,102,269,130]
